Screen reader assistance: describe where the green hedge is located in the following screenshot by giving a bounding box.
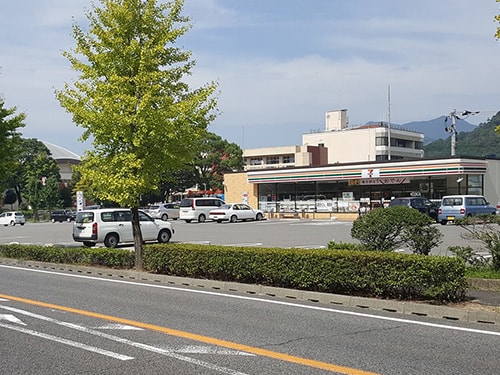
[0,243,467,302]
[143,243,467,302]
[0,244,134,268]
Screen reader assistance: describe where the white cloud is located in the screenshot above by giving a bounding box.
[1,0,499,154]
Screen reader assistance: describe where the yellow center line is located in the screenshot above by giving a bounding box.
[0,293,381,375]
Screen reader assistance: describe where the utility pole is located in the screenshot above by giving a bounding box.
[445,110,479,157]
[445,110,458,156]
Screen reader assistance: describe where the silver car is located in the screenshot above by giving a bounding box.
[147,203,180,221]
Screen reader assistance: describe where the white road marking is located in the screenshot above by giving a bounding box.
[0,304,251,375]
[225,243,263,247]
[93,323,143,330]
[0,314,26,325]
[2,264,499,337]
[0,321,134,361]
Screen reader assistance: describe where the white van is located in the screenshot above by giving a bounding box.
[73,208,174,248]
[179,197,225,223]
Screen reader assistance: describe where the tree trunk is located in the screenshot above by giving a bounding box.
[131,207,144,270]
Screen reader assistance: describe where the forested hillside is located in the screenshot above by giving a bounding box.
[423,111,500,158]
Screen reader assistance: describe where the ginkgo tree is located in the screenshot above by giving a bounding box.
[56,0,218,269]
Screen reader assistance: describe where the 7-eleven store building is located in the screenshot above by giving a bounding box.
[223,157,500,218]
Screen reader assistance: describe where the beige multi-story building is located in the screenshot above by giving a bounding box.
[302,109,424,163]
[243,144,328,170]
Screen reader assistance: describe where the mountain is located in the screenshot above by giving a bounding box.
[423,111,500,158]
[365,111,500,158]
[402,116,477,145]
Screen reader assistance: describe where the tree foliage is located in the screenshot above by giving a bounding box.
[56,0,218,268]
[194,132,243,191]
[0,99,25,194]
[23,151,62,217]
[7,138,53,206]
[351,206,442,255]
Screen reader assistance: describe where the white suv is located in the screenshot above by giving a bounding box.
[73,208,174,248]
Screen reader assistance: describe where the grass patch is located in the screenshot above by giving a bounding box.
[465,268,500,279]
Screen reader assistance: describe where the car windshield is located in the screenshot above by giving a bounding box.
[149,205,160,209]
[219,204,232,210]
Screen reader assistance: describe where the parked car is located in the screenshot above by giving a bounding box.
[0,211,26,226]
[50,209,76,223]
[72,208,174,248]
[438,195,496,225]
[388,197,438,221]
[179,197,225,223]
[209,203,265,223]
[147,202,179,221]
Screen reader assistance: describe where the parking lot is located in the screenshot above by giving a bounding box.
[0,217,489,256]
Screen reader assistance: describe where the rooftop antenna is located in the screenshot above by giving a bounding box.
[445,110,479,156]
[387,85,391,161]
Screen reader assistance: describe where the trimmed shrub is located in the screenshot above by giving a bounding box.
[0,244,134,268]
[143,243,467,302]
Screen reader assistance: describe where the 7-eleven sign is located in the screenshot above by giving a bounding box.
[361,168,380,178]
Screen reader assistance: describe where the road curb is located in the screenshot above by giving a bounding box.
[2,258,499,325]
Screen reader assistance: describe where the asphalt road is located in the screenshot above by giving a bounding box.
[0,218,487,256]
[1,264,499,375]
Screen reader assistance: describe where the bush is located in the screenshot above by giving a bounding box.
[143,243,467,302]
[0,244,135,268]
[350,206,442,254]
[455,215,500,270]
[0,242,467,302]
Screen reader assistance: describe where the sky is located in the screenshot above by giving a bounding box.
[1,0,500,156]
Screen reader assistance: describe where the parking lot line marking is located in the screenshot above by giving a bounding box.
[0,293,381,375]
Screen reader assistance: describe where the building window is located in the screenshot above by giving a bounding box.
[283,155,295,164]
[266,156,279,164]
[376,137,388,146]
[415,141,423,149]
[250,158,263,165]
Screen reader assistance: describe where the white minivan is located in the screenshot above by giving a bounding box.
[73,208,174,247]
[179,197,225,223]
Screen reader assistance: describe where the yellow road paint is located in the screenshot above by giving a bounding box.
[0,293,381,375]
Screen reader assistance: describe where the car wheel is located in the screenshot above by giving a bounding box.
[440,220,447,225]
[83,241,96,247]
[20,223,25,226]
[198,214,206,223]
[67,217,72,222]
[184,220,192,223]
[255,213,263,221]
[104,233,119,248]
[9,221,15,226]
[230,215,237,223]
[161,214,168,221]
[157,229,171,243]
[51,218,56,223]
[216,219,222,223]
